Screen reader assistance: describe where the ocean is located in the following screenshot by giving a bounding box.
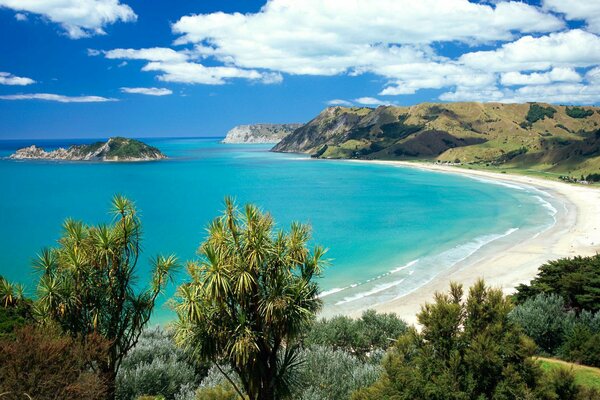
[0,137,556,322]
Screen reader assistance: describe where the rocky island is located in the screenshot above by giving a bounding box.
[10,137,167,162]
[222,123,302,144]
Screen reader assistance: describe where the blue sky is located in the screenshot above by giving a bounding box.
[0,0,599,139]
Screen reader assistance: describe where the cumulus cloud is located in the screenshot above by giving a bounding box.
[171,0,562,77]
[94,0,600,103]
[0,93,116,102]
[460,29,600,73]
[543,0,600,34]
[0,0,137,38]
[105,48,188,63]
[103,47,282,85]
[120,87,172,96]
[14,12,27,21]
[500,68,581,86]
[0,72,35,86]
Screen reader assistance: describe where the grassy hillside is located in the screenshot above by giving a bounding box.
[538,357,600,391]
[273,103,600,179]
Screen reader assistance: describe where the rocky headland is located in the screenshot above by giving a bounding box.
[222,123,303,144]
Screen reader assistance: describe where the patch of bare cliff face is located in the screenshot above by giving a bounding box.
[272,107,370,153]
[9,137,167,162]
[222,123,303,144]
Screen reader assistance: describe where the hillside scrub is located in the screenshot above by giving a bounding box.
[353,280,550,399]
[514,255,600,313]
[567,107,594,119]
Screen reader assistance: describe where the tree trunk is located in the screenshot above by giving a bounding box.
[102,369,117,400]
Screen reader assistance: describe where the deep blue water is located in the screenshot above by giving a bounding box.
[0,137,555,322]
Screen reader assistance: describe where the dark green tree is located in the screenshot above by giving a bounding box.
[353,280,547,400]
[34,195,178,399]
[174,198,326,400]
[514,255,600,313]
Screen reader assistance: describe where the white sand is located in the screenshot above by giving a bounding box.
[351,161,600,326]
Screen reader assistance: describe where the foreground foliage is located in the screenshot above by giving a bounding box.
[353,280,546,399]
[34,195,178,398]
[174,198,326,400]
[514,255,600,313]
[305,309,406,358]
[510,293,600,367]
[0,325,109,400]
[116,328,205,400]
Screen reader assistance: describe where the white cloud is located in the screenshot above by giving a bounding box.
[94,1,600,103]
[0,93,116,102]
[105,48,188,63]
[0,0,137,38]
[327,99,353,106]
[0,72,35,86]
[460,29,600,73]
[543,0,600,34]
[171,0,562,78]
[14,12,27,21]
[354,97,395,106]
[500,67,581,86]
[104,47,281,85]
[120,87,172,96]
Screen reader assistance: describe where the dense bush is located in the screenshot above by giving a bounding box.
[566,107,594,119]
[514,255,600,313]
[352,280,548,399]
[510,294,600,367]
[305,309,407,358]
[116,328,203,400]
[559,324,600,367]
[509,294,576,354]
[525,104,557,125]
[0,325,109,400]
[294,346,382,400]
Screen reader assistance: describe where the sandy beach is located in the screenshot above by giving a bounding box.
[357,161,600,326]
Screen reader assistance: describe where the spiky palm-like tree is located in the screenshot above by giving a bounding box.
[34,195,178,399]
[0,276,25,308]
[174,198,326,400]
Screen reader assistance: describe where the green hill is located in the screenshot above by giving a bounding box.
[272,102,600,178]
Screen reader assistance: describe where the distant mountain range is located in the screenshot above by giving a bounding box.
[222,123,303,144]
[9,137,167,162]
[272,102,600,177]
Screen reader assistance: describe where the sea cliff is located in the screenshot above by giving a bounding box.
[222,123,302,144]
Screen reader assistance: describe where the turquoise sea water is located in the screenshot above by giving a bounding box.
[0,137,556,322]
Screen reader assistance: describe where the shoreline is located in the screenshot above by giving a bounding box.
[341,160,600,325]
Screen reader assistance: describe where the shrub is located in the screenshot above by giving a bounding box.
[514,255,600,313]
[509,294,576,354]
[0,325,108,400]
[305,309,407,358]
[559,325,600,368]
[294,346,381,400]
[352,280,547,399]
[525,104,557,125]
[566,107,594,119]
[116,328,202,400]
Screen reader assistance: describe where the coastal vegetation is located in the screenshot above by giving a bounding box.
[1,198,600,399]
[19,195,178,398]
[272,102,600,179]
[173,198,326,400]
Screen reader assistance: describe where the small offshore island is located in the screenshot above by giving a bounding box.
[9,137,167,162]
